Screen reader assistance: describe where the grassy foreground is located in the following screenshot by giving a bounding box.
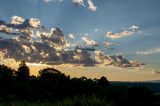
[0,95,114,106]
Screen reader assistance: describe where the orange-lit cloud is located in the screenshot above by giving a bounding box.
[106,25,140,39]
[81,37,99,46]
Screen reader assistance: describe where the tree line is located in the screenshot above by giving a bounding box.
[0,61,159,106]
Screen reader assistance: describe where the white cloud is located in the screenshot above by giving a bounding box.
[81,37,99,46]
[73,0,97,11]
[106,25,140,39]
[29,18,41,28]
[129,25,139,30]
[30,0,97,11]
[73,0,85,6]
[136,47,160,55]
[11,16,25,25]
[68,33,76,39]
[87,0,97,12]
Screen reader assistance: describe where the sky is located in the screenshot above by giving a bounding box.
[0,0,160,81]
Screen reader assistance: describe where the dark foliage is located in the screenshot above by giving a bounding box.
[16,61,30,81]
[0,62,159,106]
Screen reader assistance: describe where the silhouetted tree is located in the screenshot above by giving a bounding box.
[16,61,30,81]
[0,64,14,81]
[98,76,110,88]
[0,64,15,100]
[39,68,65,80]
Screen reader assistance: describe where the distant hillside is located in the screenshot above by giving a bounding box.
[111,81,160,92]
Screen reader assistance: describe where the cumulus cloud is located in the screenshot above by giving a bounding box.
[29,18,41,28]
[81,37,99,46]
[106,25,140,39]
[1,16,43,30]
[87,0,97,12]
[136,47,160,55]
[94,50,112,65]
[0,16,143,68]
[11,16,25,25]
[0,23,15,35]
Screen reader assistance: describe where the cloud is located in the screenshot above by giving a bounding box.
[136,47,160,55]
[81,37,99,46]
[110,55,144,67]
[29,18,41,28]
[129,25,139,31]
[87,0,97,12]
[106,31,122,39]
[107,31,135,39]
[0,16,143,68]
[73,0,97,11]
[103,42,117,48]
[106,31,134,39]
[3,16,42,29]
[30,0,97,11]
[11,16,25,25]
[106,25,140,39]
[94,50,144,67]
[94,50,112,65]
[0,25,12,34]
[73,0,85,6]
[68,33,76,39]
[122,30,134,36]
